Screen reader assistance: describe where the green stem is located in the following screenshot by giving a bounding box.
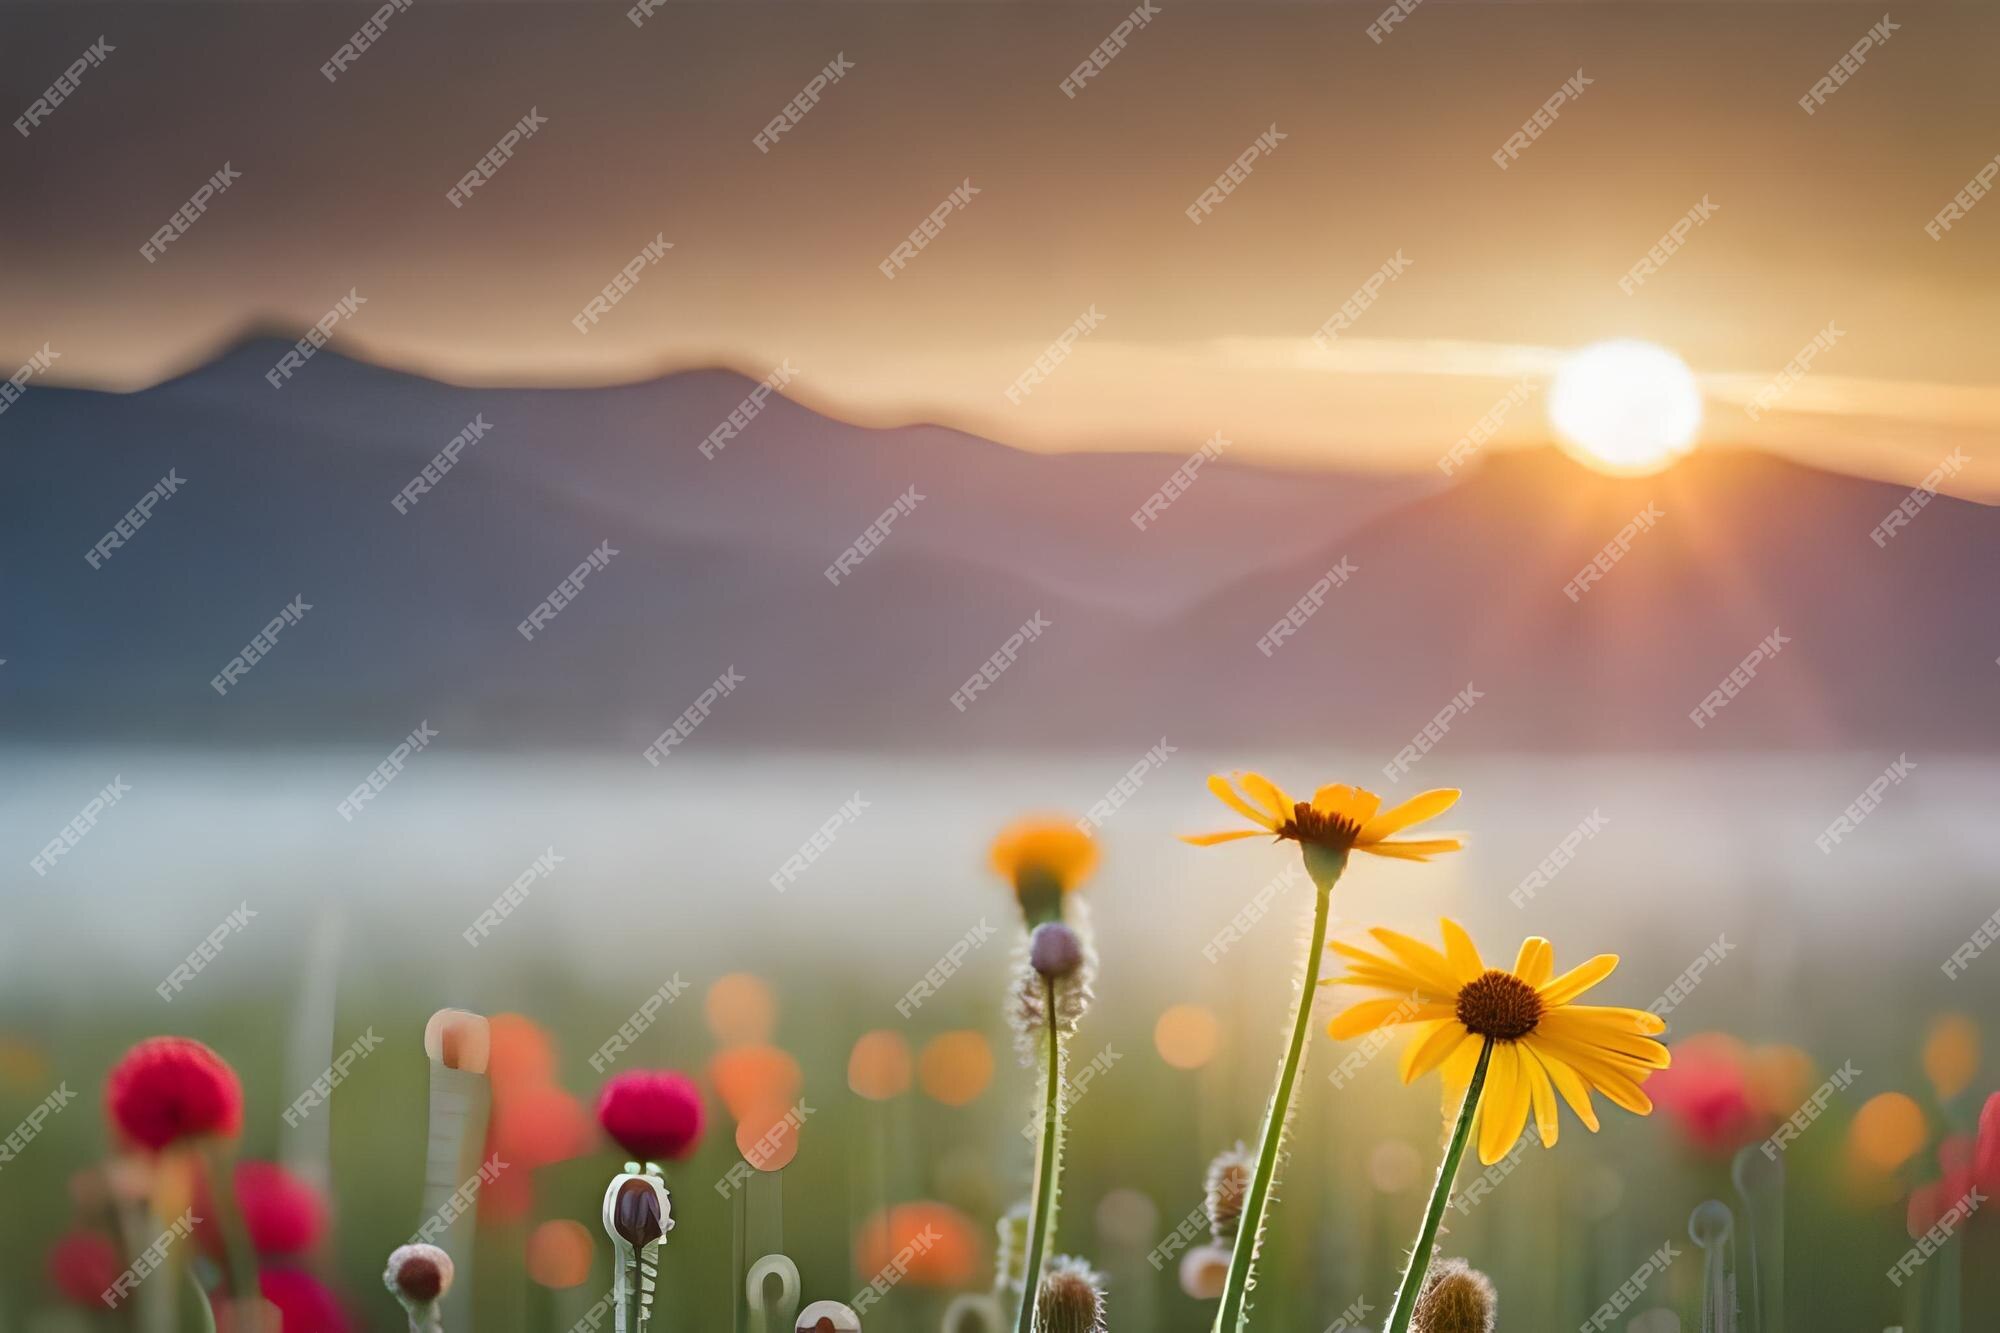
[1213,881,1334,1333]
[1014,976,1064,1333]
[199,1141,260,1307]
[626,1256,643,1333]
[1385,1038,1494,1333]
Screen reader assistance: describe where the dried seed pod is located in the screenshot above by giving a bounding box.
[1203,1143,1252,1240]
[1412,1257,1497,1333]
[1034,1256,1107,1333]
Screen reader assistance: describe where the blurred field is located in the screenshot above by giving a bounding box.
[5,748,1999,1330]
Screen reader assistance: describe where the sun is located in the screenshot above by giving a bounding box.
[1546,339,1703,475]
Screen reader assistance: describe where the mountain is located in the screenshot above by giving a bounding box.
[2,338,1993,751]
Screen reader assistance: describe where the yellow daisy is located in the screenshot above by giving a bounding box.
[1182,772,1464,863]
[990,817,1098,925]
[1325,919,1670,1164]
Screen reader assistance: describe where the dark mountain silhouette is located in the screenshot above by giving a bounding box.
[3,338,1993,751]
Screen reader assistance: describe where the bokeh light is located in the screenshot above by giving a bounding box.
[704,973,778,1047]
[734,1099,804,1171]
[1848,1092,1927,1172]
[854,1203,979,1286]
[709,1044,804,1120]
[918,1031,994,1107]
[1921,1012,1979,1100]
[1153,1003,1221,1070]
[847,1030,913,1101]
[526,1219,594,1288]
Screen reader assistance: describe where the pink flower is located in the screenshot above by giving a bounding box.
[596,1071,705,1161]
[105,1036,243,1151]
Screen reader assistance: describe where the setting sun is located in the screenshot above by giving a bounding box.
[1548,339,1704,475]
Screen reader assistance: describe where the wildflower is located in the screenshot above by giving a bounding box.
[596,1070,706,1161]
[1648,1033,1764,1157]
[1905,1090,1999,1235]
[1035,1256,1108,1333]
[1326,920,1666,1333]
[1010,923,1096,1061]
[253,1268,353,1332]
[385,1243,453,1332]
[200,1160,327,1256]
[1184,774,1463,882]
[1326,920,1668,1163]
[1412,1258,1496,1333]
[46,1230,120,1307]
[1009,919,1097,1330]
[104,1035,244,1150]
[1186,775,1463,1333]
[991,818,1098,925]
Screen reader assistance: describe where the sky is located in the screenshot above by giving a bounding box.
[4,1,1997,495]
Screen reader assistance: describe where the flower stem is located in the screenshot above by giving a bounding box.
[1212,881,1334,1333]
[1014,976,1065,1333]
[198,1142,260,1307]
[1385,1038,1495,1333]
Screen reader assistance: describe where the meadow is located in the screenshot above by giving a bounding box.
[5,749,1997,1332]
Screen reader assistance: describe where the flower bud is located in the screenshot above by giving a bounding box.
[1034,1256,1107,1333]
[1029,923,1084,979]
[1412,1257,1497,1333]
[1204,1143,1252,1239]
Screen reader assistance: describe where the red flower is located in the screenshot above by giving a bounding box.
[1649,1035,1763,1157]
[254,1268,352,1333]
[47,1230,120,1306]
[596,1071,705,1161]
[105,1037,243,1151]
[198,1161,326,1256]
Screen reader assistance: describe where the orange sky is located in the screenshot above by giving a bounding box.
[5,2,1996,495]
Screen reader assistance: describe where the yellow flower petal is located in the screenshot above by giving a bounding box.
[1440,918,1484,983]
[1400,1022,1472,1085]
[1328,996,1427,1040]
[1179,829,1269,847]
[1520,1044,1561,1147]
[1538,953,1620,1007]
[1357,837,1465,862]
[1478,1043,1531,1165]
[1357,788,1460,844]
[1527,1041,1601,1132]
[1366,928,1465,998]
[1513,938,1554,989]
[1313,784,1382,826]
[1236,771,1294,824]
[1206,774,1279,831]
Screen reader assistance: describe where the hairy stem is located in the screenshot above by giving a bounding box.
[1015,976,1065,1333]
[1212,881,1334,1333]
[1385,1038,1495,1333]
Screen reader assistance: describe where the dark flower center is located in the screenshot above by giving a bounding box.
[394,1256,443,1303]
[1455,970,1543,1041]
[1278,802,1361,853]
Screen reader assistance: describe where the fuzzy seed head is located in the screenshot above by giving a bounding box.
[1204,1142,1252,1239]
[1007,925,1096,1061]
[1034,1256,1107,1333]
[1412,1258,1497,1333]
